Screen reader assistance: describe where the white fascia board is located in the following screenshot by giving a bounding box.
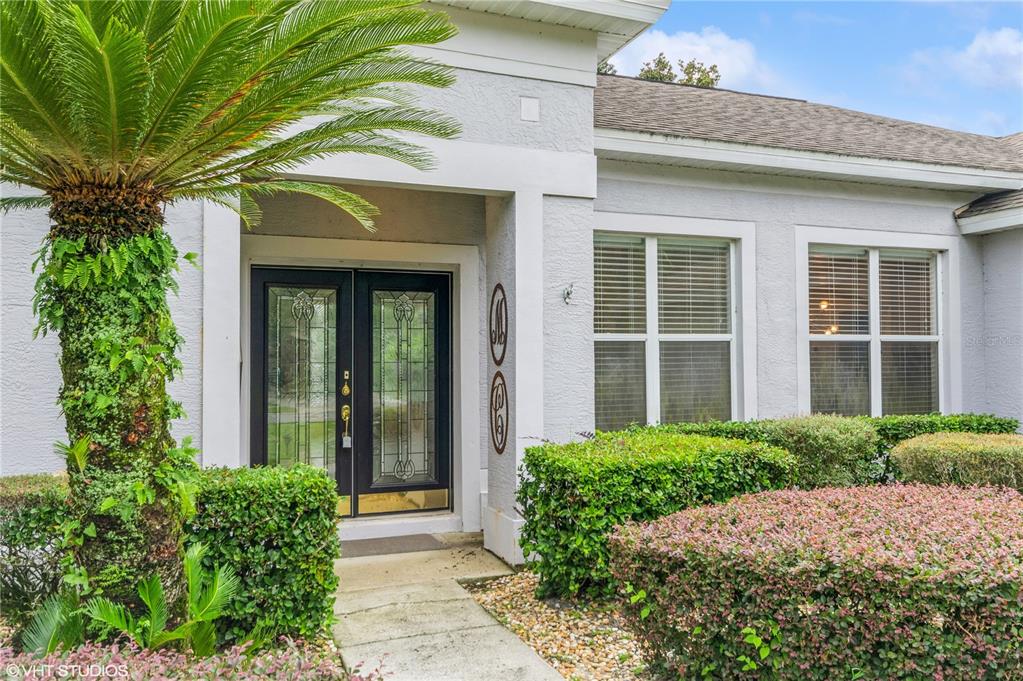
[595,127,1023,192]
[957,208,1023,235]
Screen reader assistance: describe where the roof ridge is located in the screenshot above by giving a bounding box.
[596,73,808,103]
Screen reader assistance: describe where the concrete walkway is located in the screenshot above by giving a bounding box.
[333,533,562,681]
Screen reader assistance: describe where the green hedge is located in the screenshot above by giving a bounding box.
[653,414,878,487]
[517,431,796,599]
[0,474,66,629]
[0,465,340,644]
[186,465,341,643]
[654,413,1019,485]
[892,432,1023,491]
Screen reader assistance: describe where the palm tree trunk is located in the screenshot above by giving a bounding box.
[42,184,190,616]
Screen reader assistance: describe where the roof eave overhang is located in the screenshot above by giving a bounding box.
[428,1,669,60]
[595,127,1023,192]
[957,208,1023,236]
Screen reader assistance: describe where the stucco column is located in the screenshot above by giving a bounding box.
[483,190,543,564]
[200,200,242,467]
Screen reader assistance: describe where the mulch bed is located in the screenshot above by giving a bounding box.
[465,571,649,681]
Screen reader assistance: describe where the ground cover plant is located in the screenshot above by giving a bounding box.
[0,639,378,680]
[892,432,1023,491]
[518,431,795,598]
[610,484,1023,680]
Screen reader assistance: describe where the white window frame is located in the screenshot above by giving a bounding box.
[594,212,758,422]
[795,225,961,416]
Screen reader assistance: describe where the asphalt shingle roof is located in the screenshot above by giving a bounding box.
[957,189,1023,219]
[594,75,1023,173]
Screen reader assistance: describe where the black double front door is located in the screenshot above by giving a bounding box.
[250,267,452,516]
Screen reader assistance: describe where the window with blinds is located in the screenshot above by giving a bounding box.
[880,250,938,413]
[808,248,869,336]
[807,245,939,416]
[594,234,645,334]
[658,239,730,334]
[594,233,735,431]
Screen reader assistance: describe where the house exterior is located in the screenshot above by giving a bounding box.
[2,1,1021,565]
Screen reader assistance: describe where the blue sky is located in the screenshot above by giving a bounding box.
[607,1,1023,136]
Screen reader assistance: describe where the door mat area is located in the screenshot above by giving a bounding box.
[341,533,446,558]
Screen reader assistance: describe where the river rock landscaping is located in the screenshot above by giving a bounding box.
[467,571,648,681]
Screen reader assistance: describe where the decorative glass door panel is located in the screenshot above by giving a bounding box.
[372,291,437,486]
[252,268,451,518]
[356,272,451,515]
[266,287,337,476]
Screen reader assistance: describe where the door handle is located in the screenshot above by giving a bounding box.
[341,404,352,449]
[341,369,352,449]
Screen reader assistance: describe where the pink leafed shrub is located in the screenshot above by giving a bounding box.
[0,639,381,680]
[609,484,1023,680]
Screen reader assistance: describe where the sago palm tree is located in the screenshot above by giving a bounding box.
[1,0,458,616]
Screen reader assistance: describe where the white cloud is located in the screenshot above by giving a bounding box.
[608,27,785,94]
[902,27,1023,91]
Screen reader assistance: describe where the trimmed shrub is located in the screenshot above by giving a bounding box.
[518,431,796,599]
[892,432,1023,491]
[656,414,879,487]
[0,474,66,629]
[872,412,1019,451]
[0,465,340,645]
[0,639,374,680]
[186,466,341,643]
[610,484,1023,680]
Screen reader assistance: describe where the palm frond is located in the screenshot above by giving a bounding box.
[1,196,51,212]
[22,595,65,656]
[135,0,264,161]
[53,5,151,162]
[184,541,208,614]
[191,563,240,622]
[84,597,138,646]
[1,0,461,228]
[0,1,80,157]
[234,179,380,230]
[188,620,218,657]
[137,574,168,642]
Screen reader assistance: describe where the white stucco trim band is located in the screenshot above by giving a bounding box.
[285,137,596,198]
[238,234,482,538]
[794,225,962,416]
[594,211,759,421]
[595,128,1023,192]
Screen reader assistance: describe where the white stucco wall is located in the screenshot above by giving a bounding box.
[594,160,986,418]
[979,228,1023,426]
[542,196,595,441]
[413,68,593,153]
[1,201,205,474]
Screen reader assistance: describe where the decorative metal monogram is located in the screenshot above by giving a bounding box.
[489,371,509,455]
[489,283,507,366]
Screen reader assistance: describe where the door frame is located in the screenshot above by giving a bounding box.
[240,234,482,538]
[249,267,453,517]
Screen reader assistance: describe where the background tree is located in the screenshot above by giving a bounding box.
[0,0,458,618]
[637,52,722,87]
[637,52,676,82]
[597,59,617,75]
[678,58,721,87]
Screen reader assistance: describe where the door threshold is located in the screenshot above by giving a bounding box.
[338,510,461,541]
